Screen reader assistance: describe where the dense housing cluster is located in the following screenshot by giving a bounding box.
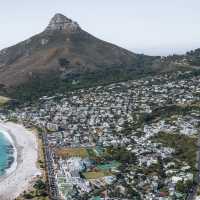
[3,70,200,199]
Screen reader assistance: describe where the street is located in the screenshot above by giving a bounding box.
[186,134,200,200]
[42,129,60,200]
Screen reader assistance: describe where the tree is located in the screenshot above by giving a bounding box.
[59,58,70,68]
[33,179,46,190]
[176,180,186,193]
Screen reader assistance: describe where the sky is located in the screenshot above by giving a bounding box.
[0,0,200,56]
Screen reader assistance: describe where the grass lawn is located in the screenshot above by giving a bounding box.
[152,132,197,170]
[55,147,89,158]
[97,161,121,171]
[0,96,10,106]
[55,147,107,158]
[82,171,113,179]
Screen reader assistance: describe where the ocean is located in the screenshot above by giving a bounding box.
[0,131,15,176]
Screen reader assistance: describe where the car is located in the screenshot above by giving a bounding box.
[189,188,193,193]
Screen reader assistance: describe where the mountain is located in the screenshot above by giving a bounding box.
[0,14,158,100]
[166,48,200,67]
[150,49,200,74]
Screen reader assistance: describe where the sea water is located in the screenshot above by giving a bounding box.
[0,131,14,176]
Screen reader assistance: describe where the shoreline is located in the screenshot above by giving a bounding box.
[0,122,41,200]
[0,128,17,177]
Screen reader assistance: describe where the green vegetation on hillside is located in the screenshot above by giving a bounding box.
[8,62,156,103]
[152,132,197,170]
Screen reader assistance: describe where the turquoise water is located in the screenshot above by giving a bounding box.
[0,131,14,176]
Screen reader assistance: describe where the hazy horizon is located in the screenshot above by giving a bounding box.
[1,0,200,56]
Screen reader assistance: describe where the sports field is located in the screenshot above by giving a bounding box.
[0,96,10,106]
[55,147,89,158]
[82,171,113,179]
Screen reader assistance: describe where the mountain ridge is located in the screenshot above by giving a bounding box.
[0,13,196,101]
[0,14,157,98]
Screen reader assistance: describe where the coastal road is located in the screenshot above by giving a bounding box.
[42,129,60,200]
[186,134,200,200]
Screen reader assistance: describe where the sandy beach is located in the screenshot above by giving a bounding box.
[0,122,41,200]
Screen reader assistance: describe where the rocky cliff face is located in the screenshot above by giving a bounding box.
[45,13,80,32]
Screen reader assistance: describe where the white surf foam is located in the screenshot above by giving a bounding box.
[0,129,17,176]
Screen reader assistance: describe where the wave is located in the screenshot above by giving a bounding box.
[0,129,17,176]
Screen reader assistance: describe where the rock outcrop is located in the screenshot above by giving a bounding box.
[45,13,80,32]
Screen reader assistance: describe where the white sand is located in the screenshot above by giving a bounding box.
[0,122,41,200]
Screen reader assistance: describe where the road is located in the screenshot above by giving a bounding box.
[186,134,200,200]
[42,129,60,200]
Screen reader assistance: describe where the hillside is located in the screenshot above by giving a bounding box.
[1,14,200,102]
[0,14,160,101]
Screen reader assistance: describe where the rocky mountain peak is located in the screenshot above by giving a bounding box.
[45,13,80,32]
